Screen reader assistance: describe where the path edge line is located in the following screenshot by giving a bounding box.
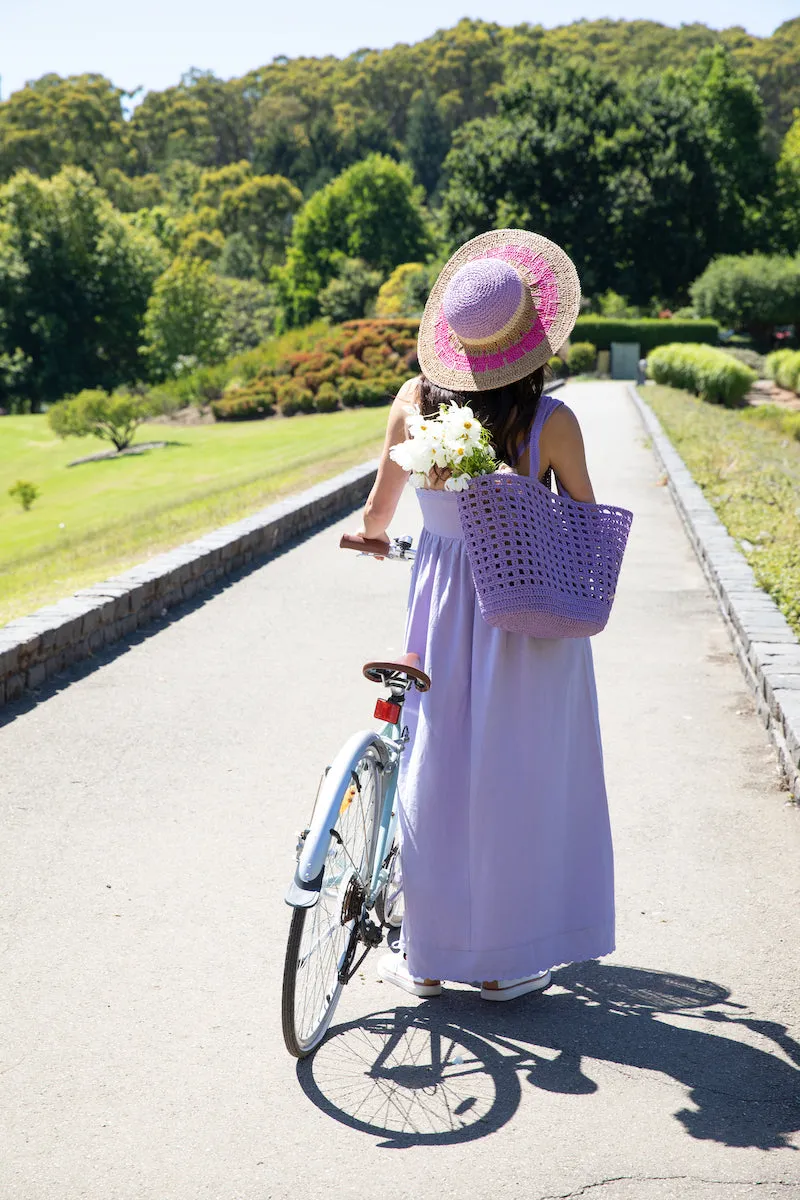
[628,382,800,803]
[0,459,379,711]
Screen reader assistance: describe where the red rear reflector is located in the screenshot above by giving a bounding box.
[374,698,401,724]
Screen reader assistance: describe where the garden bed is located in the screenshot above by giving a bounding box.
[646,385,800,637]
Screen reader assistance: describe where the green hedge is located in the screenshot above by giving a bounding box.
[567,342,597,373]
[574,317,719,351]
[765,349,800,394]
[647,344,757,406]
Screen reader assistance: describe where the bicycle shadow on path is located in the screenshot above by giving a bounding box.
[296,962,800,1150]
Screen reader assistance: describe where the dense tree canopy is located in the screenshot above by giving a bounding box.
[0,168,166,409]
[140,256,227,378]
[0,18,798,410]
[440,51,775,305]
[776,111,800,252]
[275,155,431,326]
[0,19,797,189]
[0,74,130,182]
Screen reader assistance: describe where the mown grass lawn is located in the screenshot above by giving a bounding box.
[0,409,388,625]
[646,385,800,637]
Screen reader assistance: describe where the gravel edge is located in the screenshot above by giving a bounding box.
[629,383,800,802]
[0,460,378,711]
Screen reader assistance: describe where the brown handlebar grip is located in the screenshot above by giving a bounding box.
[339,533,392,556]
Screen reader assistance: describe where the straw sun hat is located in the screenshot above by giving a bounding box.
[417,228,581,392]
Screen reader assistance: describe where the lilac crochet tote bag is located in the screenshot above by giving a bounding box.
[456,397,633,637]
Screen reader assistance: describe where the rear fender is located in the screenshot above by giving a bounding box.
[284,730,385,908]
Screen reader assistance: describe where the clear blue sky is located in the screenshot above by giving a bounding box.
[2,0,796,101]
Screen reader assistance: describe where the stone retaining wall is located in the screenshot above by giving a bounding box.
[0,461,378,711]
[630,384,800,802]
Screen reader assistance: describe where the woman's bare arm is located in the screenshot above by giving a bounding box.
[352,377,418,545]
[540,405,596,503]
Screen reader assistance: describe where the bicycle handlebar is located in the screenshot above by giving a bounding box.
[339,533,415,560]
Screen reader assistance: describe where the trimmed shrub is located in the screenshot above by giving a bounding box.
[362,344,393,368]
[574,317,719,352]
[690,255,800,335]
[210,386,276,420]
[567,342,597,374]
[339,379,362,407]
[764,349,794,381]
[278,384,315,415]
[548,356,567,378]
[315,382,340,412]
[357,379,392,406]
[297,351,337,374]
[301,370,325,392]
[338,355,368,379]
[765,349,800,393]
[647,344,757,406]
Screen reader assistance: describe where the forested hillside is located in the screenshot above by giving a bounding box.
[1,18,798,190]
[1,17,799,411]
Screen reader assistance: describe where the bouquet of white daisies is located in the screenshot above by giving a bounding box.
[389,403,498,492]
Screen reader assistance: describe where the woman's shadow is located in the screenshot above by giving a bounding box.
[296,962,800,1149]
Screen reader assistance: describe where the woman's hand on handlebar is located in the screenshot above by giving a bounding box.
[344,530,391,559]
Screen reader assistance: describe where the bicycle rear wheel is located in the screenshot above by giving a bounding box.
[282,740,384,1057]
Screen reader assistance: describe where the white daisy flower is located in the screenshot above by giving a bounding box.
[444,474,472,492]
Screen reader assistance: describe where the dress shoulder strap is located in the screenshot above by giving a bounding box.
[524,393,563,482]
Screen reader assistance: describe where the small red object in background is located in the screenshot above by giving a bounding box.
[375,698,401,724]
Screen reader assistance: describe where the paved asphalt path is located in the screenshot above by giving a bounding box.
[2,381,800,1200]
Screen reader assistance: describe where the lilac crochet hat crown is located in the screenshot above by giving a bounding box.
[418,228,581,392]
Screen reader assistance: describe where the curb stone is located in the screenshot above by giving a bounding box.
[0,460,379,712]
[628,383,800,802]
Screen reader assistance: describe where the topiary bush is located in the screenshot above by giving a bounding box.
[278,383,315,415]
[160,316,418,420]
[210,385,276,420]
[647,344,757,406]
[314,382,340,412]
[338,355,368,379]
[548,355,567,378]
[339,379,362,407]
[765,349,800,393]
[566,342,597,374]
[357,380,392,406]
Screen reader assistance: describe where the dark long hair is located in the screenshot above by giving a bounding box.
[419,367,547,466]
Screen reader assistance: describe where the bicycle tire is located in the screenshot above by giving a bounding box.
[282,739,385,1057]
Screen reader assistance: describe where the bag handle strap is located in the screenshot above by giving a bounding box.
[524,394,563,481]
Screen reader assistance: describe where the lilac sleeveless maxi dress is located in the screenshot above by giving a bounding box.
[397,394,615,984]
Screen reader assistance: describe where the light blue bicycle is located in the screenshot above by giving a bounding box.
[281,533,430,1058]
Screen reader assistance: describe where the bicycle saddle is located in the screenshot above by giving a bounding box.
[363,653,431,692]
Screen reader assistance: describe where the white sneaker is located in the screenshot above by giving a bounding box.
[377,952,442,998]
[480,970,551,1001]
